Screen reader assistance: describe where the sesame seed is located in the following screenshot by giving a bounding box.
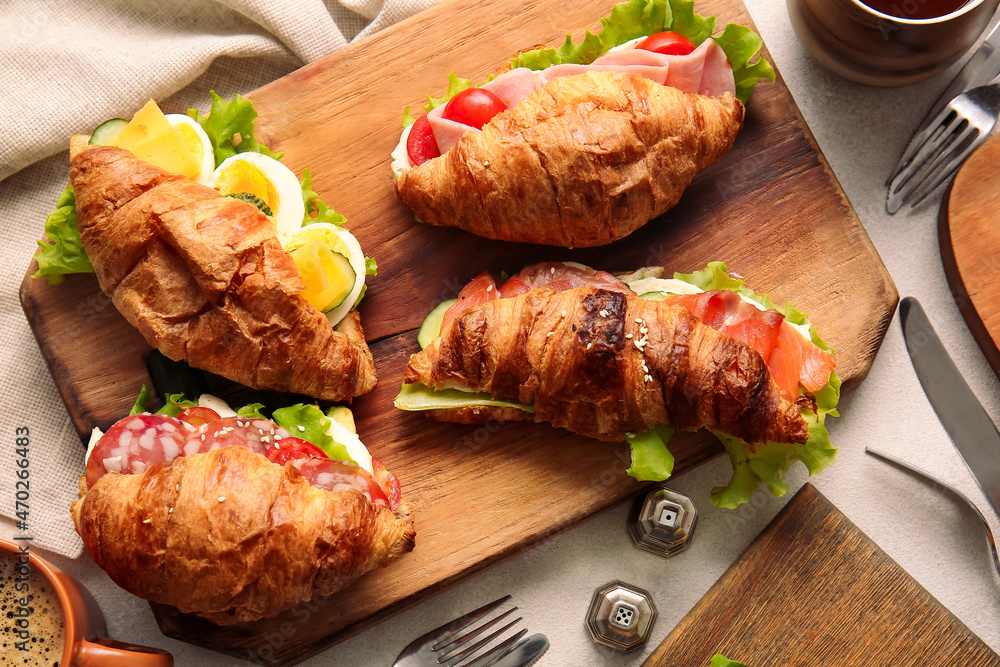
[625,333,633,339]
[640,326,648,335]
[218,496,226,503]
[142,518,152,524]
[625,432,636,438]
[168,507,174,514]
[546,331,554,337]
[176,484,180,491]
[258,429,264,435]
[483,160,490,167]
[586,341,593,350]
[634,341,644,350]
[599,309,608,317]
[561,310,567,317]
[487,284,493,292]
[200,434,206,441]
[645,374,653,382]
[550,267,556,275]
[635,318,643,324]
[297,425,305,432]
[261,436,270,444]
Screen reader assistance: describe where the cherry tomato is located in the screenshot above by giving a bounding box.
[636,31,696,56]
[177,406,221,429]
[265,436,328,465]
[290,457,391,507]
[371,458,402,510]
[441,88,507,130]
[406,114,441,166]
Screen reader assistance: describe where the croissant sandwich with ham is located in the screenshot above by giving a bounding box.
[395,262,840,508]
[72,391,415,625]
[36,94,379,401]
[391,0,775,248]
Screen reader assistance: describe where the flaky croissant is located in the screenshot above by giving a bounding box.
[69,138,376,401]
[71,446,415,625]
[394,72,744,248]
[404,286,808,445]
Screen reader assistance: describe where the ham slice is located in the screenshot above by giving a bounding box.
[426,38,736,152]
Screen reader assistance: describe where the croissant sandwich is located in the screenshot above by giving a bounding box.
[36,94,378,401]
[72,391,415,625]
[396,262,840,508]
[391,0,775,248]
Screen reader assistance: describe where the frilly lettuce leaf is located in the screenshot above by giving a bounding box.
[186,91,282,165]
[625,426,675,480]
[33,185,94,284]
[712,655,751,667]
[300,168,346,226]
[127,384,196,416]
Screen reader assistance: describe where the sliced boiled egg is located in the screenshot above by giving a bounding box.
[166,114,215,185]
[209,152,305,247]
[284,222,367,327]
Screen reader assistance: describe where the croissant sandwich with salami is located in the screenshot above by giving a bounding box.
[72,393,415,625]
[37,94,378,401]
[396,262,840,508]
[391,0,775,248]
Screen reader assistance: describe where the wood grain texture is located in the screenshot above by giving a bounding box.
[19,0,897,663]
[941,133,1000,378]
[643,483,1000,667]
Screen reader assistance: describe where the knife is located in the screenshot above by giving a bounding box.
[900,297,1000,518]
[887,19,1000,202]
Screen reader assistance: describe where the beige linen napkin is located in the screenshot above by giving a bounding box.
[0,0,438,558]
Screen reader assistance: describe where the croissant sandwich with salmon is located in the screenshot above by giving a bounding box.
[396,262,840,508]
[391,0,775,248]
[72,393,415,625]
[37,94,379,401]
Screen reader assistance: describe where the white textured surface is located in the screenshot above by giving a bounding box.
[3,0,1000,665]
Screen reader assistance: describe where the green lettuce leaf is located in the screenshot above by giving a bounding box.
[236,403,266,418]
[186,91,282,165]
[300,168,347,226]
[127,385,196,416]
[129,384,153,415]
[711,655,751,667]
[394,383,534,413]
[625,426,675,480]
[156,393,198,417]
[32,185,94,284]
[270,403,357,464]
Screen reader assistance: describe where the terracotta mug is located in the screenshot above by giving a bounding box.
[1,539,173,666]
[787,0,1000,86]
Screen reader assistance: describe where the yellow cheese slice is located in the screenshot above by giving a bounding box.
[112,99,200,179]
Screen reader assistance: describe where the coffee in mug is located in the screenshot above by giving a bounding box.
[1,555,64,666]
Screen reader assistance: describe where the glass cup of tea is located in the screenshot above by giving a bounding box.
[787,0,1000,85]
[0,539,174,666]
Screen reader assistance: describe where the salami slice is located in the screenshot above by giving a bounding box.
[182,417,290,458]
[86,414,195,488]
[289,457,390,507]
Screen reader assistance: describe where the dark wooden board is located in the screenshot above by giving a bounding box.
[20,0,897,663]
[941,133,1000,380]
[643,483,1000,667]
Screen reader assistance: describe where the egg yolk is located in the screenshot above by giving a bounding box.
[213,161,279,214]
[290,241,356,312]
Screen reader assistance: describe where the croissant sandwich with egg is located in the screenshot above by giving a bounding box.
[391,0,775,248]
[72,393,415,625]
[38,94,378,401]
[396,262,840,508]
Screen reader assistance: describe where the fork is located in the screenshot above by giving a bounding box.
[866,447,1000,580]
[393,595,550,667]
[885,82,1000,213]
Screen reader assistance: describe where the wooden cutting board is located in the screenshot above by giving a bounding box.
[941,133,1000,378]
[19,0,898,663]
[643,483,1000,666]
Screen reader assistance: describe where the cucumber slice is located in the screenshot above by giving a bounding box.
[394,383,533,413]
[417,298,457,349]
[88,118,128,145]
[638,291,669,301]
